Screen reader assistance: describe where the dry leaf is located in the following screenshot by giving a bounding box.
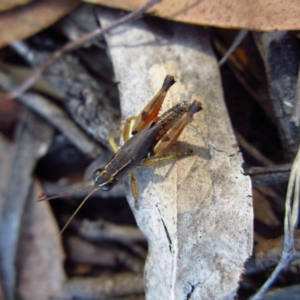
[99,7,253,299]
[253,189,281,228]
[88,0,300,31]
[0,0,33,12]
[17,181,66,300]
[0,0,80,48]
[0,110,54,300]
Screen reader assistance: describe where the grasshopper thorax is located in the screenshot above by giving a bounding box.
[93,168,117,191]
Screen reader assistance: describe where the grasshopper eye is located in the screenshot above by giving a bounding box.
[92,168,102,183]
[92,168,117,191]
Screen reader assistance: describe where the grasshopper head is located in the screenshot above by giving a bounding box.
[93,168,117,191]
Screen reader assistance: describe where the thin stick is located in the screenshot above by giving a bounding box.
[245,164,291,175]
[5,0,161,100]
[60,187,99,235]
[218,30,248,66]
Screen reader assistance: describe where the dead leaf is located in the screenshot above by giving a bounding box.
[0,109,54,300]
[254,31,300,160]
[99,7,253,299]
[0,0,80,48]
[253,188,281,228]
[0,0,33,12]
[17,181,66,300]
[88,0,300,31]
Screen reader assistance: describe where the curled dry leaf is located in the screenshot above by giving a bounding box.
[89,0,300,31]
[99,7,253,300]
[0,0,80,48]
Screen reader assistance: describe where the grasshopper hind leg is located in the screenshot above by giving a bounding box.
[142,100,202,167]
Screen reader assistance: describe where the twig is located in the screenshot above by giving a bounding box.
[63,272,144,298]
[4,0,161,101]
[245,164,291,175]
[218,30,248,66]
[79,219,146,245]
[245,164,291,186]
[251,146,300,299]
[250,172,290,186]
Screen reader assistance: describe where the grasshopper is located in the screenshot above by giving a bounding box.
[39,75,202,232]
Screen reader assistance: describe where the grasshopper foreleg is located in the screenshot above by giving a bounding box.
[122,116,138,142]
[108,130,122,153]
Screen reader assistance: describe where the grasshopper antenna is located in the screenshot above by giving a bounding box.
[59,187,99,235]
[37,184,94,202]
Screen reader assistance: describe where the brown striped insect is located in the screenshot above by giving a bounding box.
[38,75,202,232]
